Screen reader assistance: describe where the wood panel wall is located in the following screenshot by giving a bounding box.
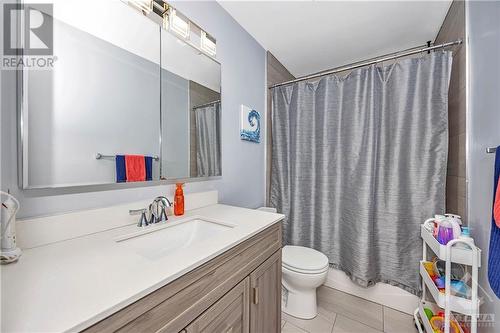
[266,52,295,204]
[435,0,467,222]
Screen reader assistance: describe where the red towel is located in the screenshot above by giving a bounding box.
[495,177,500,228]
[125,155,146,182]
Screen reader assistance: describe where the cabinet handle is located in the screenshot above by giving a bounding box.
[253,287,259,305]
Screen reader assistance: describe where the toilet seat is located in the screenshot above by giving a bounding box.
[282,264,329,275]
[282,245,329,274]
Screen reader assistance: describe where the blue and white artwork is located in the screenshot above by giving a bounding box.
[240,105,261,143]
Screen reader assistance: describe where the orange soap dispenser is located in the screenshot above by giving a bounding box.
[174,183,185,216]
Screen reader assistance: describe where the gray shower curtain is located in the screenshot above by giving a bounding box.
[270,52,452,294]
[194,102,221,177]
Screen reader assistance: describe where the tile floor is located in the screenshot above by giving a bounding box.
[281,286,418,333]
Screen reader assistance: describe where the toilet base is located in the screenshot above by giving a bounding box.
[281,245,329,320]
[282,287,318,320]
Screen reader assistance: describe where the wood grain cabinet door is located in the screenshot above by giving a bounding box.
[185,277,250,333]
[249,250,282,333]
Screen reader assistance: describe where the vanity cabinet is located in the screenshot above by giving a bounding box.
[250,251,282,333]
[184,278,250,333]
[83,222,282,333]
[184,250,282,333]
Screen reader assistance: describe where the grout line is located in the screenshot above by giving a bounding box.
[329,306,339,333]
[330,313,337,333]
[287,321,307,333]
[382,306,386,332]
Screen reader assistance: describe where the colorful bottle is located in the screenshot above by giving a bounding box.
[174,183,184,216]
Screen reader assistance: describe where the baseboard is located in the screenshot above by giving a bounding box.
[324,267,419,315]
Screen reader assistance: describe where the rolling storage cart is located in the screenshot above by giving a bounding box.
[414,224,481,333]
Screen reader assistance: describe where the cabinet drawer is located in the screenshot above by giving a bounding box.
[185,278,250,333]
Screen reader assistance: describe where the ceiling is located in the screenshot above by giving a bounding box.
[219,1,452,77]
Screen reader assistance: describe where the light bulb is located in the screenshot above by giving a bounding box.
[201,30,216,57]
[127,0,152,14]
[169,8,190,39]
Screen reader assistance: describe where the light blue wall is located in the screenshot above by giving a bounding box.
[467,1,500,330]
[0,1,266,218]
[172,0,267,207]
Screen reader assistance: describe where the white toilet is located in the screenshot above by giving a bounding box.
[281,245,329,319]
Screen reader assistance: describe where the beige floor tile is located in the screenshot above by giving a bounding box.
[317,303,338,322]
[317,286,384,331]
[383,307,417,333]
[332,315,383,333]
[282,311,336,333]
[282,322,308,333]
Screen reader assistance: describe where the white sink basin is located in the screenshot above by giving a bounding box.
[116,216,234,260]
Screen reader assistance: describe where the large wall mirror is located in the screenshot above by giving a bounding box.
[18,0,221,189]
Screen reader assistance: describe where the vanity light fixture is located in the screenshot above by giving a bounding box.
[200,31,216,57]
[168,8,190,40]
[125,0,216,58]
[127,0,153,14]
[162,10,170,30]
[162,10,169,30]
[153,1,168,15]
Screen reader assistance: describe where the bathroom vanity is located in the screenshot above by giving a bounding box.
[1,199,283,333]
[84,221,282,333]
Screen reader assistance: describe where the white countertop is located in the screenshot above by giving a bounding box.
[1,204,284,333]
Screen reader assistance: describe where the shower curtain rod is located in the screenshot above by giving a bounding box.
[270,39,462,89]
[193,100,221,109]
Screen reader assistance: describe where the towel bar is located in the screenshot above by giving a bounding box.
[487,147,497,154]
[95,153,159,161]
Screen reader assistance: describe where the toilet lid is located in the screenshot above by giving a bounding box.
[282,245,329,273]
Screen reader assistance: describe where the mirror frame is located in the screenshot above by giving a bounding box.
[16,1,222,191]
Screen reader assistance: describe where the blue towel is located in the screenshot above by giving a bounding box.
[145,156,153,181]
[488,146,500,297]
[115,155,126,183]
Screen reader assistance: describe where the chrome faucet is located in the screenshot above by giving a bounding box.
[150,196,172,223]
[129,196,173,227]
